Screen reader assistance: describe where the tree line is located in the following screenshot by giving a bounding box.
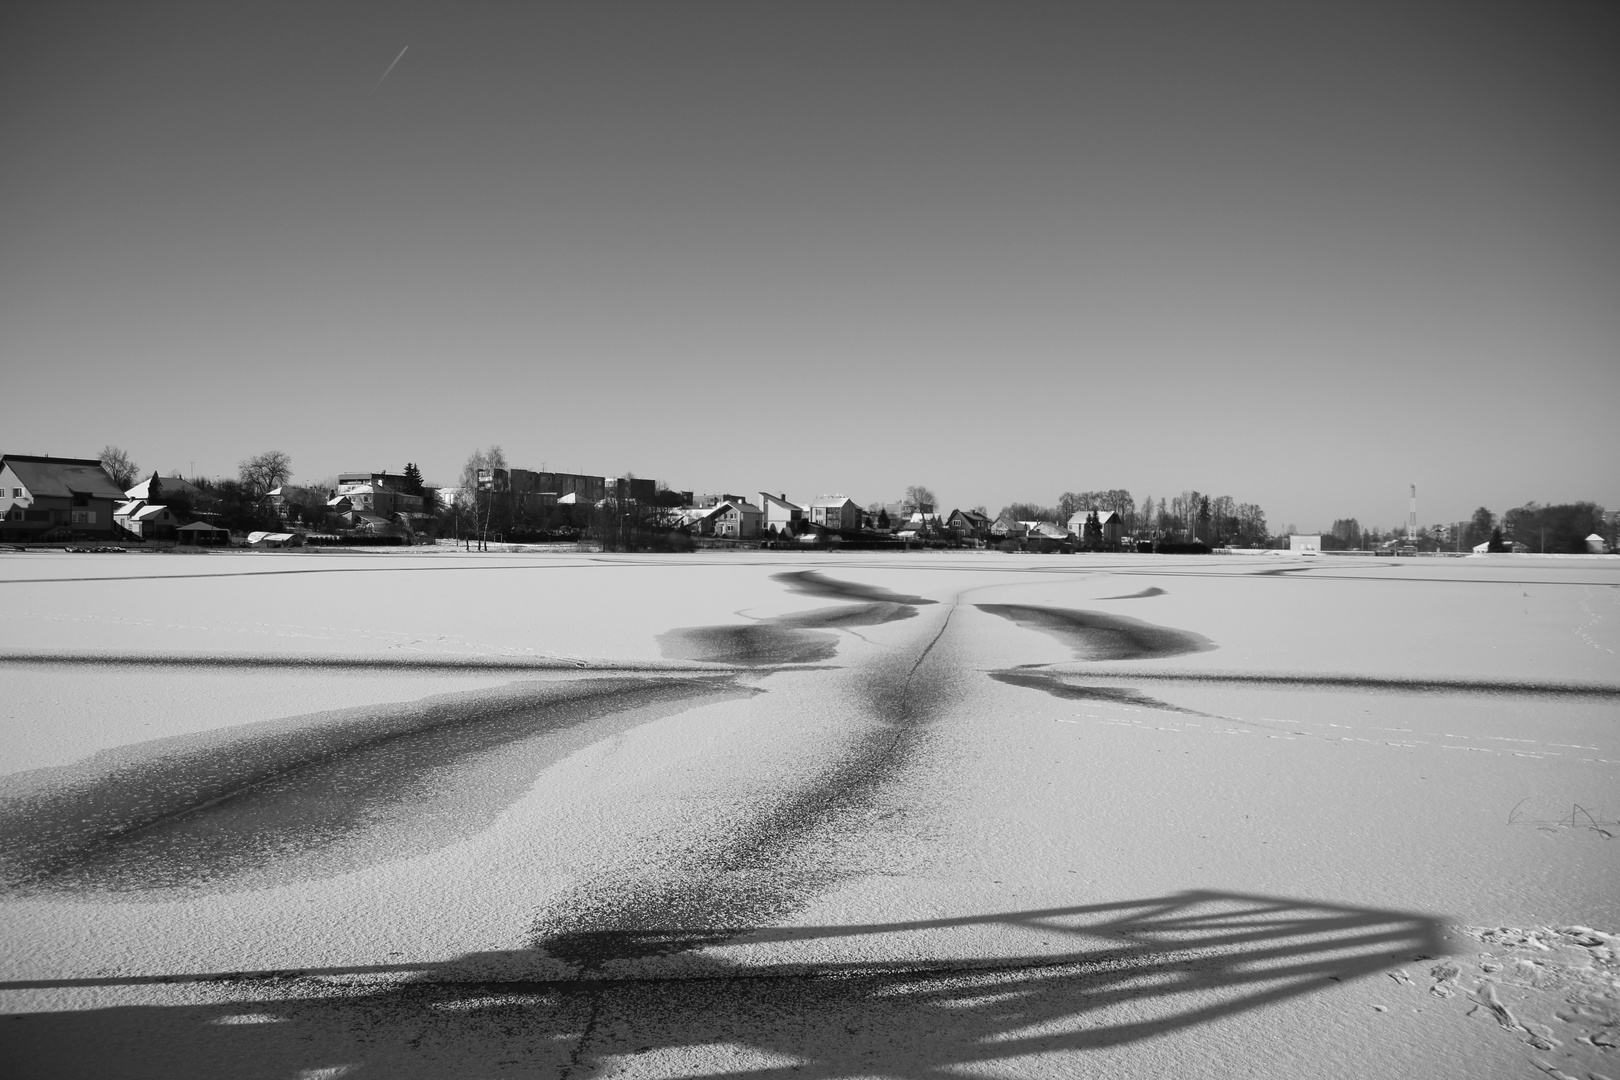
[995,489,1270,548]
[1323,502,1610,554]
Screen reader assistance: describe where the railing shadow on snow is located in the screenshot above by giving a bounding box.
[3,889,1444,1078]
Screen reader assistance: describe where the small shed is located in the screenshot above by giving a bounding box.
[1588,533,1609,554]
[176,521,230,546]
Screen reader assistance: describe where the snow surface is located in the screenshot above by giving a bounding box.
[0,549,1615,1078]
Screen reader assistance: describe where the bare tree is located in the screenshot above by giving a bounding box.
[99,445,139,490]
[238,450,292,496]
[904,485,938,514]
[458,445,507,493]
[458,446,507,550]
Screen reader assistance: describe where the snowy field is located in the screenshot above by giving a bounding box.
[1,548,1616,1079]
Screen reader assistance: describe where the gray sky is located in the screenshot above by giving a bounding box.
[3,1,1615,530]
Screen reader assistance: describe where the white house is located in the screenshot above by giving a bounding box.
[1289,534,1322,554]
[1065,510,1122,546]
[759,492,804,534]
[113,500,180,538]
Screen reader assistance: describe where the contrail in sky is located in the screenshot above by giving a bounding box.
[371,46,409,93]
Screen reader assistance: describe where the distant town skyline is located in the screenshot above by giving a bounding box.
[3,2,1615,531]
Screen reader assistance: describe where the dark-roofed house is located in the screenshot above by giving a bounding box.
[945,508,993,542]
[807,495,861,532]
[691,498,763,539]
[1,455,126,538]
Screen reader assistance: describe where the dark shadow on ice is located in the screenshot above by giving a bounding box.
[988,670,1213,717]
[657,623,842,666]
[977,604,1215,661]
[1096,586,1166,600]
[659,572,932,665]
[2,891,1445,1079]
[0,653,723,673]
[772,570,936,607]
[1019,669,1620,700]
[538,631,953,966]
[0,676,751,896]
[773,601,921,630]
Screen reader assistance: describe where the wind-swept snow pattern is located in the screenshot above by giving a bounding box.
[1,551,1616,1079]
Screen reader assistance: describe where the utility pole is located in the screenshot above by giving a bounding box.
[477,469,493,552]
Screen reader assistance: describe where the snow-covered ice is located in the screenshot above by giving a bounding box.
[1,549,1615,1078]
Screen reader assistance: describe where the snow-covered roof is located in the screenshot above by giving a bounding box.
[176,520,228,533]
[248,531,302,544]
[759,492,804,511]
[126,475,207,501]
[695,499,763,520]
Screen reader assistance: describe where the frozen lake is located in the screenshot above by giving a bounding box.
[2,549,1616,1078]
